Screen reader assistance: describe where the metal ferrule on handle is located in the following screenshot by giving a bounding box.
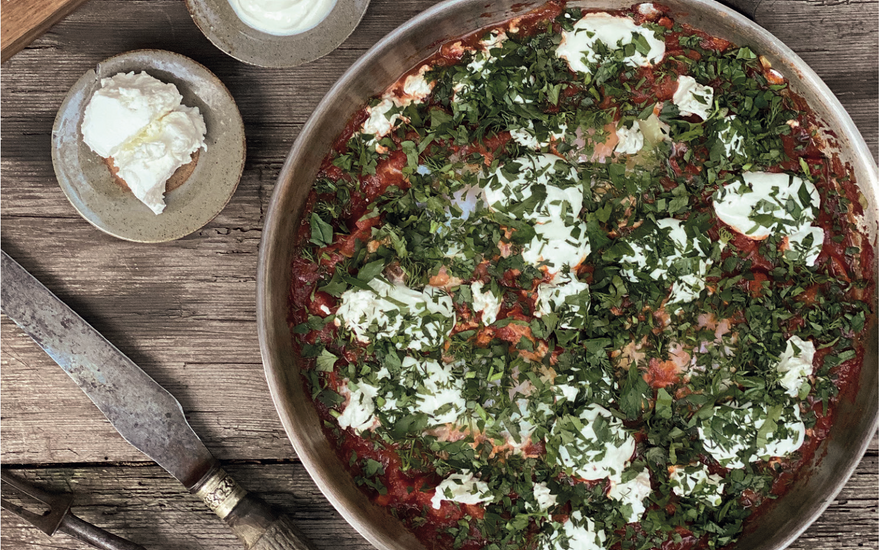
[192,464,314,550]
[1,251,316,550]
[194,464,248,519]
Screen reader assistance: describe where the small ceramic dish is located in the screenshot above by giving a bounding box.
[185,0,371,68]
[51,49,246,243]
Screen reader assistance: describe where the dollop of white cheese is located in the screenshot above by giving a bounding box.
[227,0,336,36]
[775,335,816,397]
[540,511,606,550]
[530,481,558,511]
[81,71,207,215]
[535,273,590,329]
[484,154,581,219]
[607,469,652,523]
[557,13,665,73]
[713,171,823,265]
[337,380,379,433]
[400,65,435,104]
[336,278,455,350]
[360,99,405,143]
[551,403,636,482]
[698,403,805,469]
[408,357,467,425]
[668,463,725,506]
[714,172,819,238]
[615,123,645,155]
[112,106,207,214]
[672,75,714,120]
[483,154,592,276]
[82,71,183,158]
[621,218,711,306]
[471,281,502,325]
[431,471,493,509]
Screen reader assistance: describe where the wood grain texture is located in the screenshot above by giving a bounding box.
[0,0,90,62]
[1,0,877,549]
[1,456,877,550]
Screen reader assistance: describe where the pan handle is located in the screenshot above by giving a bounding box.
[193,465,316,550]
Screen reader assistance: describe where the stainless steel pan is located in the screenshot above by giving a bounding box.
[257,2,879,549]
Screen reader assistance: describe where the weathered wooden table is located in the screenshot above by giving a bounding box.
[1,0,877,549]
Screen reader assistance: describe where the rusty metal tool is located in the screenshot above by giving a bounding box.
[0,250,313,550]
[0,469,147,550]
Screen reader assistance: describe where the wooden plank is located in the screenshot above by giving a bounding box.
[0,0,91,62]
[1,456,876,549]
[0,215,295,463]
[0,463,370,550]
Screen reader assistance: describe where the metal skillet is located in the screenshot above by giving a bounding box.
[257,1,879,549]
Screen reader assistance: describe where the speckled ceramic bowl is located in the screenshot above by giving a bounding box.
[51,49,246,243]
[185,0,371,68]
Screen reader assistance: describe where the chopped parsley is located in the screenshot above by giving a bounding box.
[288,3,874,550]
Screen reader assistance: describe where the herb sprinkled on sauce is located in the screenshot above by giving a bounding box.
[289,3,875,549]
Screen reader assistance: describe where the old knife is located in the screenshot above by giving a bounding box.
[0,250,313,550]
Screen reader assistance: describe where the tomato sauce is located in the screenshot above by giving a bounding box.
[287,2,876,549]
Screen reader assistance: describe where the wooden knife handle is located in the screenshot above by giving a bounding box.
[193,465,316,550]
[226,500,314,550]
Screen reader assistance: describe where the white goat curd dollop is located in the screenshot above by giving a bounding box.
[81,71,207,215]
[672,75,714,120]
[557,13,665,73]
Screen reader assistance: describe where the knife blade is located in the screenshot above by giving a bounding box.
[0,250,313,550]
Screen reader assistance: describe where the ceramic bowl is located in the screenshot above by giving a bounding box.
[51,49,246,243]
[185,0,371,68]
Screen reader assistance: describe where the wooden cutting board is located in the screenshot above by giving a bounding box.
[1,0,91,62]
